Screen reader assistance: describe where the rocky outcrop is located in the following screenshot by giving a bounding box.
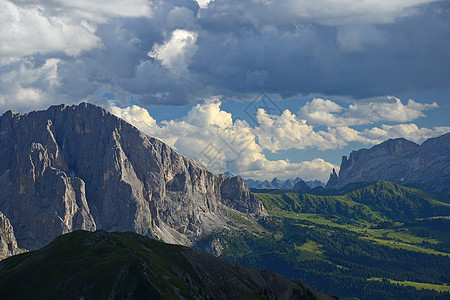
[0,212,20,259]
[326,133,450,194]
[0,103,265,250]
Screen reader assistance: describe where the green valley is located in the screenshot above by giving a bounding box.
[196,181,450,300]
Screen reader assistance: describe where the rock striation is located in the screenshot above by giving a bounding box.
[0,103,265,251]
[326,133,450,194]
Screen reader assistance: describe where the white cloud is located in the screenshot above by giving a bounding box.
[108,104,157,129]
[0,1,101,59]
[183,98,233,129]
[361,123,450,144]
[106,101,339,181]
[0,58,62,112]
[0,0,152,60]
[300,97,439,127]
[255,108,336,151]
[348,97,439,123]
[300,98,365,127]
[195,0,214,9]
[105,97,448,181]
[148,29,199,76]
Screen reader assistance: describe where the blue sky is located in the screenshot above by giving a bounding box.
[1,0,449,181]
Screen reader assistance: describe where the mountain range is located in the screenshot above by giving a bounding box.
[0,103,264,253]
[326,133,450,194]
[223,173,324,190]
[0,103,449,299]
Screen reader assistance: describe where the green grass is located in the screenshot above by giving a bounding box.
[296,240,324,261]
[368,277,450,293]
[361,236,450,257]
[255,181,450,257]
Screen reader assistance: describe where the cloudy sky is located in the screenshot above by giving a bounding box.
[1,0,449,182]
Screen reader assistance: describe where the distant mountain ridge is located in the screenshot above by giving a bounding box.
[326,133,450,195]
[241,176,324,190]
[0,103,265,253]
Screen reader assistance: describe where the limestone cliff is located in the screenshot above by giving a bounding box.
[326,134,450,194]
[0,103,264,250]
[0,212,19,259]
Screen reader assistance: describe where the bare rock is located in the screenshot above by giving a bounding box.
[0,211,19,259]
[0,103,265,250]
[326,134,450,194]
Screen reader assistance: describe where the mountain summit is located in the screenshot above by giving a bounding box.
[0,103,264,251]
[326,133,450,194]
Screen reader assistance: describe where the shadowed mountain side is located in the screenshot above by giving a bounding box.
[0,230,334,300]
[0,103,265,250]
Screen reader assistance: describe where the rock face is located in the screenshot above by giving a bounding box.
[0,103,264,250]
[326,133,450,194]
[0,212,19,259]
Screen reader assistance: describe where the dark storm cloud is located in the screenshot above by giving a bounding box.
[0,0,449,111]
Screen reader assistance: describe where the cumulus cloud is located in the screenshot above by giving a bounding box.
[300,97,440,127]
[254,108,334,151]
[348,97,439,123]
[0,0,152,60]
[106,101,339,181]
[148,29,199,76]
[361,124,450,144]
[183,98,233,128]
[300,98,365,127]
[105,97,448,181]
[108,104,157,129]
[1,0,449,112]
[0,1,101,59]
[0,57,62,112]
[195,0,214,9]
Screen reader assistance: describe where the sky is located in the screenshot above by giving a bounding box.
[1,0,449,182]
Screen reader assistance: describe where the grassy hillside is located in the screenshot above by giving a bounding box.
[257,180,450,222]
[196,181,450,300]
[0,230,330,300]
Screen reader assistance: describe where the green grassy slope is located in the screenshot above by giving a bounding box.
[0,230,330,300]
[258,180,450,222]
[195,181,450,300]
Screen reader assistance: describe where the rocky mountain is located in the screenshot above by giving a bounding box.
[292,179,311,193]
[0,103,265,251]
[244,177,324,190]
[0,212,20,259]
[326,133,450,194]
[0,230,332,300]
